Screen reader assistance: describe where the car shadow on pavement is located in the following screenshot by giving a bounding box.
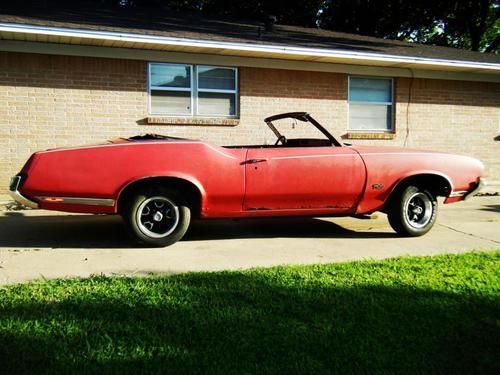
[0,214,130,249]
[185,217,397,241]
[479,204,500,213]
[0,213,396,249]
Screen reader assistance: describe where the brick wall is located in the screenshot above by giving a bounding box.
[0,51,499,196]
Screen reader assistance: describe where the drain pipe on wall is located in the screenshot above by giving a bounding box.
[403,68,414,147]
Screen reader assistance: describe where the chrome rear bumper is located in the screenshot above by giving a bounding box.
[8,175,39,209]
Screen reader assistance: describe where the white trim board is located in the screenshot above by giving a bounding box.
[0,40,499,83]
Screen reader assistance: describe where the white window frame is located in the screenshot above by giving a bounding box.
[196,65,238,117]
[148,63,194,116]
[347,76,394,132]
[148,62,239,118]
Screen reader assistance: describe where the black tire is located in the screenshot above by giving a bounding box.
[387,185,437,237]
[123,186,191,247]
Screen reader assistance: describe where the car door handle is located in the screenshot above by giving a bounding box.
[243,158,269,164]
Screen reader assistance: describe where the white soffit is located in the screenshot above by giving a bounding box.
[0,22,499,76]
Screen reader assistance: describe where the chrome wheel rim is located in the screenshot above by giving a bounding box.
[136,197,179,238]
[404,192,433,229]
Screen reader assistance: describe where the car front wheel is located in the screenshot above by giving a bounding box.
[123,187,191,247]
[387,185,437,237]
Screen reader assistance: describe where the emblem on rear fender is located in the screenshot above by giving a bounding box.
[372,184,384,190]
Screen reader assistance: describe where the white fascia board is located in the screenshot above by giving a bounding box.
[0,22,499,72]
[1,40,499,83]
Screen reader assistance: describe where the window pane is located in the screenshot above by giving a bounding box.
[198,66,236,90]
[198,92,236,116]
[350,77,391,103]
[349,104,392,130]
[150,64,191,88]
[151,90,191,115]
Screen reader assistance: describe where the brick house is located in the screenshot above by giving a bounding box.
[0,7,499,199]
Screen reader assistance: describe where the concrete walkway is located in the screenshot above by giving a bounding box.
[0,196,499,285]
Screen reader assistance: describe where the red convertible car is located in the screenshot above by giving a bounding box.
[10,112,483,247]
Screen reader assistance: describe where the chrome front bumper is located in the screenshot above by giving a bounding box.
[464,178,483,200]
[8,175,39,209]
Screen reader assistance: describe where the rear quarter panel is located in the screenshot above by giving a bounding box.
[20,141,246,215]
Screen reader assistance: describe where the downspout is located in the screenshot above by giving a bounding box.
[403,68,415,147]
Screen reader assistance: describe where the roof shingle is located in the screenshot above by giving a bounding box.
[1,5,499,65]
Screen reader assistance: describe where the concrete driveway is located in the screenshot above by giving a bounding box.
[0,196,499,285]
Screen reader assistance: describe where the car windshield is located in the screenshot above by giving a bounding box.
[266,117,327,141]
[223,112,342,148]
[265,112,342,147]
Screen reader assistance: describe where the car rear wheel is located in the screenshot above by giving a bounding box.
[387,185,437,237]
[123,187,191,247]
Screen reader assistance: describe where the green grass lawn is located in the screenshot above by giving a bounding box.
[0,251,499,374]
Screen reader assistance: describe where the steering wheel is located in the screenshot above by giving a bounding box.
[275,135,287,146]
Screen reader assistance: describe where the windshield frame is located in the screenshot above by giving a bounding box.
[264,112,343,147]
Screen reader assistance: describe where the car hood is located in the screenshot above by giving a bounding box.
[349,145,484,173]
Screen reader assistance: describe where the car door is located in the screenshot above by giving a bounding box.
[243,146,366,212]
